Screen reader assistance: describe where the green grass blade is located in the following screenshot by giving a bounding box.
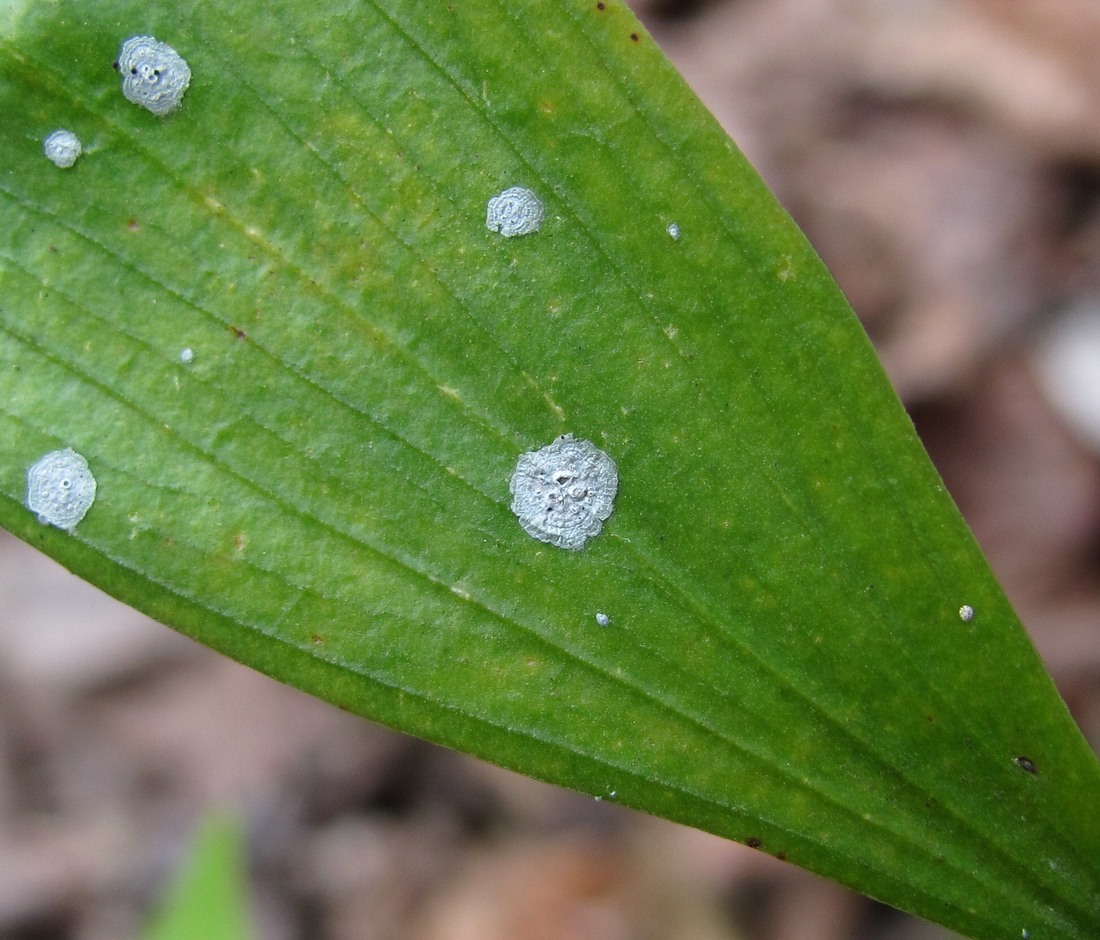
[2,2,1098,938]
[143,813,251,940]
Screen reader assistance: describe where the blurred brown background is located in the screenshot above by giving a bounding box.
[3,1,1100,937]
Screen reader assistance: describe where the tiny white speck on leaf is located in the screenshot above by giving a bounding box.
[666,222,680,240]
[42,130,82,168]
[179,347,195,364]
[486,186,544,237]
[959,604,975,622]
[26,448,97,532]
[509,434,618,550]
[117,35,191,116]
[595,612,610,627]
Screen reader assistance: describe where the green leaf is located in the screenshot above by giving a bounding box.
[143,812,251,940]
[2,2,1098,938]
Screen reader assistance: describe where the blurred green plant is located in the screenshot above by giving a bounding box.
[142,812,251,940]
[1,1,1098,937]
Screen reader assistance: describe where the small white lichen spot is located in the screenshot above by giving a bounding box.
[117,35,191,116]
[959,604,975,622]
[486,186,544,237]
[26,448,97,532]
[595,612,610,627]
[509,434,618,551]
[666,222,680,240]
[179,347,195,364]
[42,129,82,168]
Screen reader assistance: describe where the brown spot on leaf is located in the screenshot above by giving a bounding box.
[746,837,762,849]
[630,32,639,41]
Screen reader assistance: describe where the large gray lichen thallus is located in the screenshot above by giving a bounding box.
[486,186,544,237]
[509,434,618,550]
[26,448,97,532]
[115,35,191,116]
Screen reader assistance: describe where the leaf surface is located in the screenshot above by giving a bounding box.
[2,2,1098,937]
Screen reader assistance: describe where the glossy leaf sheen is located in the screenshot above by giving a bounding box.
[2,2,1099,937]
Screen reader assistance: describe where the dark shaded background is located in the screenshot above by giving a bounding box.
[3,1,1100,937]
